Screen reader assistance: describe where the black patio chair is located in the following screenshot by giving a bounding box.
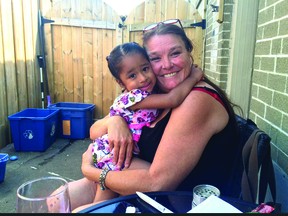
[234,115,277,205]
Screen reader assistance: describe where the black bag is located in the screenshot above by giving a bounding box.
[235,115,276,204]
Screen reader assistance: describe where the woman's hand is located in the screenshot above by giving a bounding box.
[90,116,134,169]
[107,116,134,169]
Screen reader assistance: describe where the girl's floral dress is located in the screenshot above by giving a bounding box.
[92,89,159,171]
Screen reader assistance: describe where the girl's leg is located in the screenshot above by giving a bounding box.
[72,184,117,213]
[93,184,119,203]
[72,200,107,213]
[125,156,151,170]
[68,177,97,211]
[73,158,151,212]
[47,177,96,212]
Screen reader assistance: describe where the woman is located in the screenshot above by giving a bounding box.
[70,19,241,212]
[91,42,202,203]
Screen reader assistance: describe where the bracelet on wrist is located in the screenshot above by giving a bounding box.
[99,168,110,190]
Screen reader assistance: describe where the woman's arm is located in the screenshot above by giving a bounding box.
[82,85,229,195]
[131,65,203,110]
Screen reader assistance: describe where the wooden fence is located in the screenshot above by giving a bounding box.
[0,0,203,148]
[0,0,41,148]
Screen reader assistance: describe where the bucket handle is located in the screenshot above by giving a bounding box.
[0,154,9,162]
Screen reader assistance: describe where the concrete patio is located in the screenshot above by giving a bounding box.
[0,138,91,213]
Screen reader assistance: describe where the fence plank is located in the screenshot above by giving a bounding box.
[0,0,9,147]
[102,29,114,116]
[92,0,103,21]
[81,0,93,21]
[39,0,52,17]
[49,0,62,18]
[177,0,187,20]
[93,29,104,118]
[145,0,156,22]
[61,0,71,19]
[159,0,166,21]
[31,0,41,107]
[128,1,145,23]
[52,25,64,101]
[39,0,54,106]
[60,0,72,102]
[1,0,18,115]
[12,0,28,110]
[23,0,38,108]
[72,27,84,102]
[83,27,93,104]
[166,0,176,19]
[62,26,74,101]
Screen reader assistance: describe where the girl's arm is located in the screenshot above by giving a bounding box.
[131,66,203,110]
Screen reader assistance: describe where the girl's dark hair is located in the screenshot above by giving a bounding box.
[106,42,149,80]
[142,24,241,119]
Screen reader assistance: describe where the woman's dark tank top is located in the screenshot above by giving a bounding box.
[137,87,240,197]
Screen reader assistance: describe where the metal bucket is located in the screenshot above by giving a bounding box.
[192,184,220,208]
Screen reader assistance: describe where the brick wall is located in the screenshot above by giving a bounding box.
[204,0,233,90]
[250,0,288,174]
[203,0,288,175]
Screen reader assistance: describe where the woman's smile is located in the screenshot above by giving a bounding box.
[162,72,177,78]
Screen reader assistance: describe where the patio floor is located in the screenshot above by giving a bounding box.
[0,138,91,213]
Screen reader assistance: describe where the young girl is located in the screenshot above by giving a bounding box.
[92,42,202,202]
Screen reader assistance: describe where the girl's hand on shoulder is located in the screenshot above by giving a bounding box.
[190,64,204,82]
